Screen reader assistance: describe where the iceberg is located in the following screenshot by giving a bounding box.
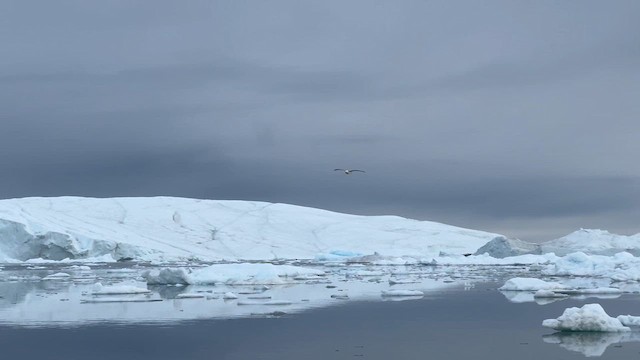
[542,304,630,332]
[0,196,503,263]
[477,229,640,258]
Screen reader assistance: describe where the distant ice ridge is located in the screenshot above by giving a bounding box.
[0,196,503,262]
[477,229,640,258]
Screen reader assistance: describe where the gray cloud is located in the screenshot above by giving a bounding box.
[1,0,640,241]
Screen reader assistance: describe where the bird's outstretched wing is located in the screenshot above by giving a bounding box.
[334,168,346,171]
[350,169,366,173]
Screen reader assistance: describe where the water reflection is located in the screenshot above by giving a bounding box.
[500,290,623,305]
[0,265,473,327]
[544,331,640,357]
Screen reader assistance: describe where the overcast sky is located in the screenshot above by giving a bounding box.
[1,0,639,242]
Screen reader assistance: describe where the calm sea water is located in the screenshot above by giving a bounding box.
[2,282,640,359]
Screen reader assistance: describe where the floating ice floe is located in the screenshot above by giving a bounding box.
[223,292,238,300]
[81,297,162,304]
[349,270,386,277]
[388,278,419,285]
[42,272,72,280]
[543,252,640,281]
[499,277,564,291]
[237,300,292,306]
[91,282,151,295]
[143,263,326,285]
[175,293,205,299]
[381,289,424,297]
[542,304,630,332]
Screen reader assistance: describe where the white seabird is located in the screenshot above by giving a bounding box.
[334,169,366,175]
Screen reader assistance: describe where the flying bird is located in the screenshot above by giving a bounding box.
[334,168,366,175]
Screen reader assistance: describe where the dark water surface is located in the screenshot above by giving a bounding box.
[2,283,640,359]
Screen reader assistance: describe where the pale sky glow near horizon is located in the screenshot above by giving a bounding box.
[1,1,639,242]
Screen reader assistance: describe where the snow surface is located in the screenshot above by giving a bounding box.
[0,196,503,262]
[542,304,630,332]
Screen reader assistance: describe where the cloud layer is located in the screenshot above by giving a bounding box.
[2,0,640,241]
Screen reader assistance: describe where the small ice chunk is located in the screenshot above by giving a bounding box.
[499,277,563,291]
[176,293,205,299]
[81,298,162,303]
[92,282,151,295]
[351,270,386,277]
[381,289,424,297]
[542,304,630,332]
[142,268,189,285]
[223,292,238,299]
[237,300,292,306]
[42,272,71,280]
[388,278,419,285]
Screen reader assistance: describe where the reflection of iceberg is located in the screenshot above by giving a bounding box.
[534,297,566,306]
[0,266,461,327]
[501,290,621,305]
[500,290,535,303]
[543,331,640,357]
[382,295,423,302]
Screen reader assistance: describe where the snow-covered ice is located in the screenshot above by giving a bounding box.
[223,292,239,300]
[0,196,502,262]
[617,315,640,326]
[543,251,640,282]
[381,289,424,297]
[92,282,151,295]
[143,263,326,285]
[42,272,72,280]
[499,277,564,291]
[478,229,640,258]
[542,304,630,332]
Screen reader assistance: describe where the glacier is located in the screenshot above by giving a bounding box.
[0,196,503,263]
